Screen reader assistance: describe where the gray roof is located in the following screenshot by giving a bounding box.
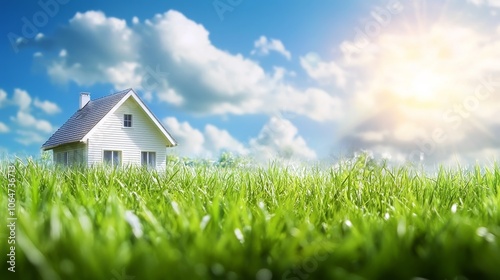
[42,89,132,150]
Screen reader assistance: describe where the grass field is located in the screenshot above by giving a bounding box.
[1,156,500,280]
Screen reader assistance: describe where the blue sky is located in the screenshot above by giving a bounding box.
[1,0,500,165]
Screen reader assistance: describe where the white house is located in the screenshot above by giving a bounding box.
[41,88,177,168]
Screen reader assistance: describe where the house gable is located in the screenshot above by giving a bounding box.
[86,96,172,168]
[81,89,176,147]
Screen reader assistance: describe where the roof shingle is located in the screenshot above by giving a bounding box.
[41,89,131,150]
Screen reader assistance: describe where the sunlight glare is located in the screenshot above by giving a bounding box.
[408,69,442,100]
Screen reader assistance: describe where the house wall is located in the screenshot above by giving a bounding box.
[87,97,168,169]
[53,142,87,166]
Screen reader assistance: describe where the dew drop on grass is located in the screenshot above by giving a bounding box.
[258,201,266,210]
[234,228,245,244]
[476,227,496,242]
[384,213,390,220]
[451,203,458,214]
[200,215,211,231]
[397,220,406,237]
[345,220,353,228]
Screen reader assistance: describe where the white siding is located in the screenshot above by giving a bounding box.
[87,97,168,169]
[53,142,87,166]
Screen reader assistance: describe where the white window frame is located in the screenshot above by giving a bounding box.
[141,151,156,167]
[123,114,133,128]
[103,150,121,167]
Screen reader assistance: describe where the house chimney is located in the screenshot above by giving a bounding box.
[79,92,90,109]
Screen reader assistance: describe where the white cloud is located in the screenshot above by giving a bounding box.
[15,130,46,146]
[468,0,500,7]
[0,89,7,107]
[35,33,44,41]
[44,11,136,87]
[162,117,314,161]
[32,10,341,122]
[157,88,184,106]
[276,87,344,122]
[163,117,206,156]
[0,122,9,133]
[104,62,142,90]
[11,111,54,134]
[12,88,32,110]
[1,88,59,145]
[300,52,346,87]
[34,98,61,114]
[251,36,292,60]
[467,0,484,5]
[204,124,249,156]
[163,117,249,158]
[1,88,62,146]
[250,117,317,161]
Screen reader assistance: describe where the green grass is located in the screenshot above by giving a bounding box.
[1,158,500,279]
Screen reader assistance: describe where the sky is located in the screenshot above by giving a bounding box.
[1,0,500,166]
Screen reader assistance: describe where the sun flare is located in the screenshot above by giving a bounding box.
[392,67,445,101]
[382,59,451,106]
[374,26,474,106]
[347,20,490,144]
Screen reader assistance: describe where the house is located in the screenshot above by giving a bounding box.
[41,88,177,168]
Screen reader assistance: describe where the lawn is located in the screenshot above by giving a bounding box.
[1,156,500,279]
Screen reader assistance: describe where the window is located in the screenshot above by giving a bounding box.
[104,150,121,167]
[56,152,68,166]
[141,152,156,167]
[73,149,84,165]
[124,114,132,127]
